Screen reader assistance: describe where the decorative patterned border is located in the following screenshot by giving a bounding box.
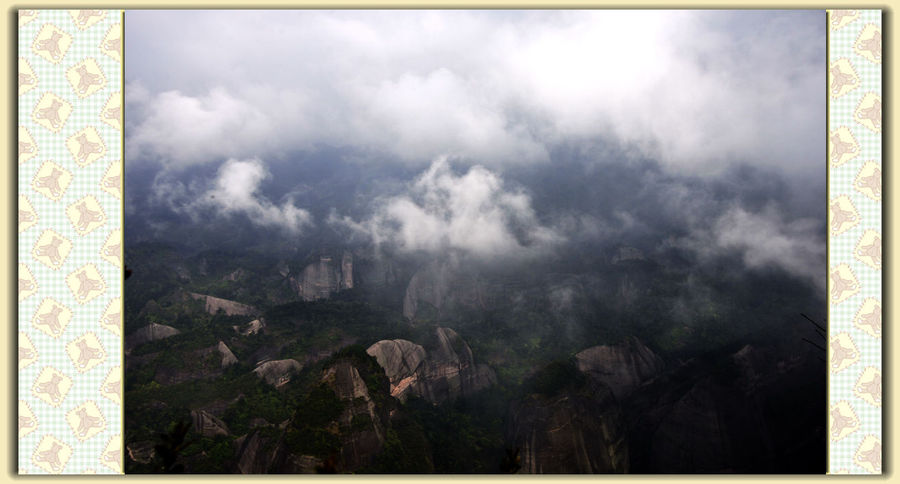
[17,9,123,475]
[15,9,883,476]
[826,9,882,475]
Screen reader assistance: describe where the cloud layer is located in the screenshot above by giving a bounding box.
[666,204,825,289]
[125,10,825,295]
[332,158,561,257]
[126,10,824,177]
[153,158,314,234]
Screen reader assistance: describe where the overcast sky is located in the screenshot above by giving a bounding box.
[127,10,823,172]
[125,10,825,290]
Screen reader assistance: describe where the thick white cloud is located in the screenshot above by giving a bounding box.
[125,87,280,170]
[190,158,313,234]
[332,158,561,257]
[125,10,823,177]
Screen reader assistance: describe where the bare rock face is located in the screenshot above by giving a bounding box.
[622,342,825,473]
[191,409,230,438]
[190,293,256,316]
[418,327,496,403]
[237,319,265,336]
[509,380,629,473]
[126,440,155,465]
[355,254,398,288]
[340,252,354,289]
[322,360,386,470]
[253,359,303,386]
[125,323,180,352]
[731,344,779,394]
[234,430,282,474]
[218,341,238,368]
[323,360,373,401]
[365,339,426,400]
[401,261,492,321]
[639,374,778,473]
[575,337,665,400]
[366,327,496,404]
[293,252,353,301]
[276,260,291,278]
[237,354,397,474]
[279,454,323,474]
[402,262,452,320]
[647,377,736,472]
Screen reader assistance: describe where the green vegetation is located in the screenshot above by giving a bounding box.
[124,240,821,473]
[400,394,505,473]
[181,436,233,473]
[362,424,433,473]
[523,358,586,397]
[283,384,344,456]
[221,385,293,436]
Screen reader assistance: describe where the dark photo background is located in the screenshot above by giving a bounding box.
[123,10,826,473]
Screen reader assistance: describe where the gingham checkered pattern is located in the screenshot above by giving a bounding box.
[18,10,123,475]
[827,9,882,475]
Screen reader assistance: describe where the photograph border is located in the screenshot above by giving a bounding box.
[9,2,886,478]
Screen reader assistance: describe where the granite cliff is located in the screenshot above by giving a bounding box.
[367,327,496,403]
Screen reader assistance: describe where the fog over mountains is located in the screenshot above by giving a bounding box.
[124,10,826,473]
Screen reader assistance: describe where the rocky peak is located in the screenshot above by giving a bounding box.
[237,318,265,336]
[509,378,629,473]
[218,341,238,368]
[575,337,665,400]
[367,327,495,403]
[431,327,474,366]
[402,262,452,320]
[253,359,303,386]
[190,293,256,316]
[321,358,387,470]
[355,253,398,288]
[365,339,426,399]
[322,360,373,402]
[340,252,354,289]
[731,344,780,394]
[125,323,180,353]
[233,430,282,474]
[293,251,353,301]
[401,260,494,321]
[126,441,155,465]
[191,409,229,438]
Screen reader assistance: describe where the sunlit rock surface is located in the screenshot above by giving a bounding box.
[125,323,180,352]
[218,340,238,368]
[367,327,495,403]
[292,252,354,301]
[252,359,303,386]
[190,292,257,316]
